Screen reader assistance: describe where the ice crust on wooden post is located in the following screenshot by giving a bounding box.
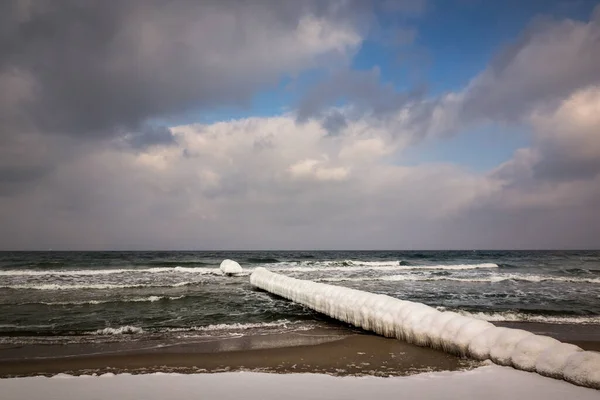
[220,259,243,275]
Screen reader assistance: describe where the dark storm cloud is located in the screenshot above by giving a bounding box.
[126,126,177,150]
[0,0,373,192]
[0,0,373,141]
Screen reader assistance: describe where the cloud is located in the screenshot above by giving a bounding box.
[122,126,177,150]
[0,0,367,193]
[288,159,350,182]
[529,86,600,181]
[296,67,427,125]
[321,110,348,136]
[460,8,600,123]
[0,112,498,249]
[489,86,600,207]
[1,1,599,250]
[302,6,600,144]
[0,1,362,139]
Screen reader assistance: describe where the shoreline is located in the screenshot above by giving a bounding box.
[0,327,476,378]
[1,321,599,378]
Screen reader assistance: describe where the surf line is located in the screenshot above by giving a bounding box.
[250,268,599,390]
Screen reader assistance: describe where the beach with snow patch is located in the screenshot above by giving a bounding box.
[1,251,599,397]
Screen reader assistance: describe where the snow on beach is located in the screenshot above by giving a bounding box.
[1,366,598,400]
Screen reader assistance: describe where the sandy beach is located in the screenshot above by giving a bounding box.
[0,327,476,377]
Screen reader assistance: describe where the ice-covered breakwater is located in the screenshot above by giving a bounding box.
[220,259,243,275]
[250,268,600,389]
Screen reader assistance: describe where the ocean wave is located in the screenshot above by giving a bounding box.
[0,281,203,290]
[0,323,56,330]
[270,262,498,273]
[319,274,600,284]
[0,320,316,340]
[345,260,402,266]
[90,326,144,335]
[450,310,600,325]
[561,268,600,275]
[444,274,600,284]
[88,320,309,335]
[25,295,186,306]
[0,262,499,277]
[245,257,281,264]
[0,267,223,277]
[402,263,499,271]
[498,263,520,269]
[145,260,214,266]
[165,320,304,333]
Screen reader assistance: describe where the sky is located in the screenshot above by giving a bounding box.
[1,0,600,250]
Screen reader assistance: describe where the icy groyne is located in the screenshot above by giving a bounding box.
[250,268,600,389]
[220,259,243,275]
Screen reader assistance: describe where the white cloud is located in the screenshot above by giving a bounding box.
[2,3,600,250]
[288,159,349,182]
[0,111,499,249]
[530,85,600,161]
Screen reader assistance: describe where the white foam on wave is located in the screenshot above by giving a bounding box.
[0,282,202,290]
[0,267,223,277]
[450,310,600,325]
[32,295,186,306]
[345,260,401,266]
[165,320,307,333]
[90,326,144,335]
[250,268,600,389]
[0,323,56,330]
[319,274,600,284]
[269,262,499,273]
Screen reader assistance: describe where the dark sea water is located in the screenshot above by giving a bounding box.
[1,251,599,347]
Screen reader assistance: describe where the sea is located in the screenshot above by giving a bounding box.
[1,250,599,349]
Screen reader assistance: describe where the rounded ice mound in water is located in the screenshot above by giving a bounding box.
[220,259,243,275]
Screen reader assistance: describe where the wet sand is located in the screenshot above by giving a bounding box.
[0,328,476,378]
[0,322,597,378]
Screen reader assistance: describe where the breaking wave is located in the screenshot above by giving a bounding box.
[0,282,203,291]
[91,326,144,335]
[0,267,223,277]
[441,310,600,325]
[245,257,281,264]
[164,320,308,333]
[270,262,499,273]
[319,274,600,284]
[29,296,186,306]
[87,320,310,336]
